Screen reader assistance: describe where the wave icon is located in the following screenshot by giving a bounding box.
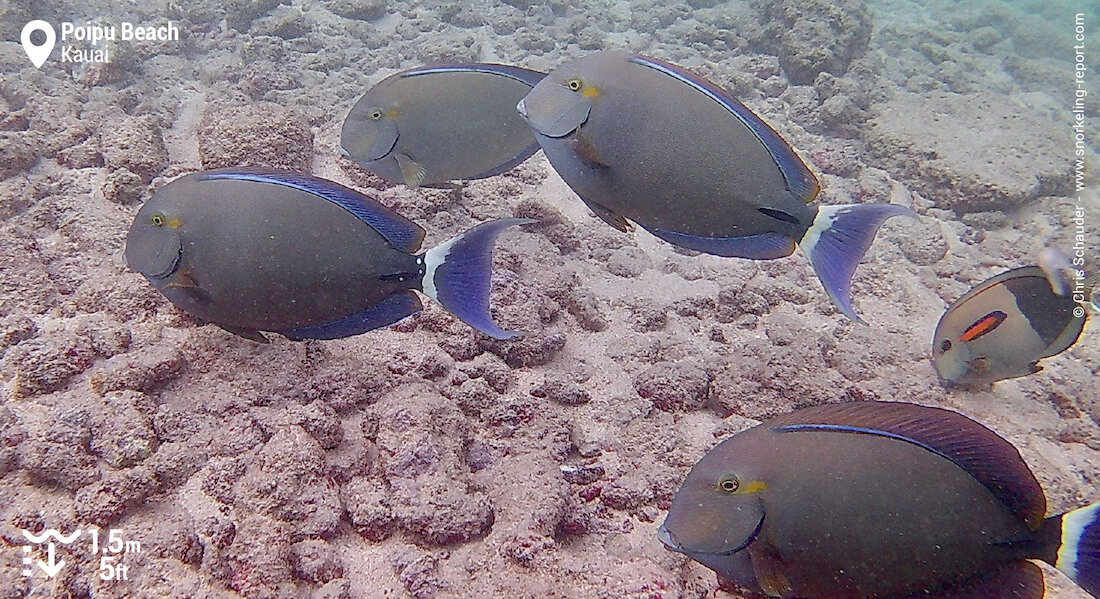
[22,529,81,544]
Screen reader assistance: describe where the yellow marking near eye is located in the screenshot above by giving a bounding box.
[168,218,182,229]
[385,108,400,118]
[740,480,766,494]
[582,86,600,99]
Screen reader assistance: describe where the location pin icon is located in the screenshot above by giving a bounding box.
[21,20,56,69]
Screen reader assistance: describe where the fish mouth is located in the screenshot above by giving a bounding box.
[658,513,764,557]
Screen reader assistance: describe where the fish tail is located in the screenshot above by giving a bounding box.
[1048,501,1100,597]
[421,218,535,340]
[797,203,916,322]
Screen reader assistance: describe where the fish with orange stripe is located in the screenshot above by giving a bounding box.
[933,265,1090,388]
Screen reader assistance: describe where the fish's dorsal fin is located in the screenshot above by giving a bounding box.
[769,401,1046,529]
[401,63,547,88]
[628,54,820,203]
[198,168,426,253]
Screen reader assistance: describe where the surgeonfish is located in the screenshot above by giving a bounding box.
[341,63,546,188]
[124,168,533,342]
[933,266,1087,388]
[658,401,1100,599]
[517,50,915,321]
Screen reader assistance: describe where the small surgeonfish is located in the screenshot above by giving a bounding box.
[933,266,1087,388]
[658,401,1100,599]
[124,168,533,342]
[341,63,546,188]
[517,51,915,321]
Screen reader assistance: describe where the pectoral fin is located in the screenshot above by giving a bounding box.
[395,153,427,188]
[749,544,793,598]
[217,325,269,343]
[569,133,610,169]
[584,199,632,232]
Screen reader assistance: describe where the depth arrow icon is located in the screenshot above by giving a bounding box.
[37,542,64,578]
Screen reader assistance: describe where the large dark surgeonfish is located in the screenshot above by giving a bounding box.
[933,266,1088,388]
[341,63,546,188]
[658,401,1100,599]
[124,168,532,342]
[517,50,915,321]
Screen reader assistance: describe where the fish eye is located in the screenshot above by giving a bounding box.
[718,475,739,493]
[940,339,952,352]
[368,108,383,120]
[566,77,583,92]
[151,214,165,226]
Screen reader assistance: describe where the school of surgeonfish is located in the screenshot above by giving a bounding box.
[658,401,1100,599]
[124,168,531,342]
[121,47,1097,599]
[516,50,916,321]
[340,63,545,188]
[933,266,1088,388]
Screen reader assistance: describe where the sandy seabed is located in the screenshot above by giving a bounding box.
[0,0,1098,597]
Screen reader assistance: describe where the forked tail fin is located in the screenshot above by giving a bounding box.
[797,203,916,322]
[422,218,536,340]
[1050,501,1100,597]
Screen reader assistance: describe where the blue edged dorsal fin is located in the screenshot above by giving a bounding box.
[401,63,547,88]
[276,291,423,341]
[769,401,1046,529]
[198,168,426,253]
[646,227,796,259]
[629,55,820,203]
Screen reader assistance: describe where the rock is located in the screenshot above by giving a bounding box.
[289,539,343,583]
[601,473,654,511]
[102,167,146,204]
[754,0,873,85]
[99,115,169,183]
[634,361,711,411]
[88,346,185,395]
[530,377,591,406]
[325,0,386,21]
[235,426,343,538]
[198,102,313,172]
[865,91,1072,213]
[74,466,158,524]
[342,476,394,542]
[90,391,158,468]
[1,333,95,397]
[566,288,609,332]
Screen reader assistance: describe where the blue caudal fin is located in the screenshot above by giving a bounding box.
[1054,501,1100,597]
[422,218,536,340]
[797,203,916,322]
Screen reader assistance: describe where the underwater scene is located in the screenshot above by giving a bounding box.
[1,0,1099,597]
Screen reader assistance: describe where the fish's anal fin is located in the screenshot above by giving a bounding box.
[585,200,633,232]
[217,325,269,343]
[768,401,1047,530]
[901,561,1044,599]
[646,227,796,259]
[277,291,423,341]
[395,153,427,188]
